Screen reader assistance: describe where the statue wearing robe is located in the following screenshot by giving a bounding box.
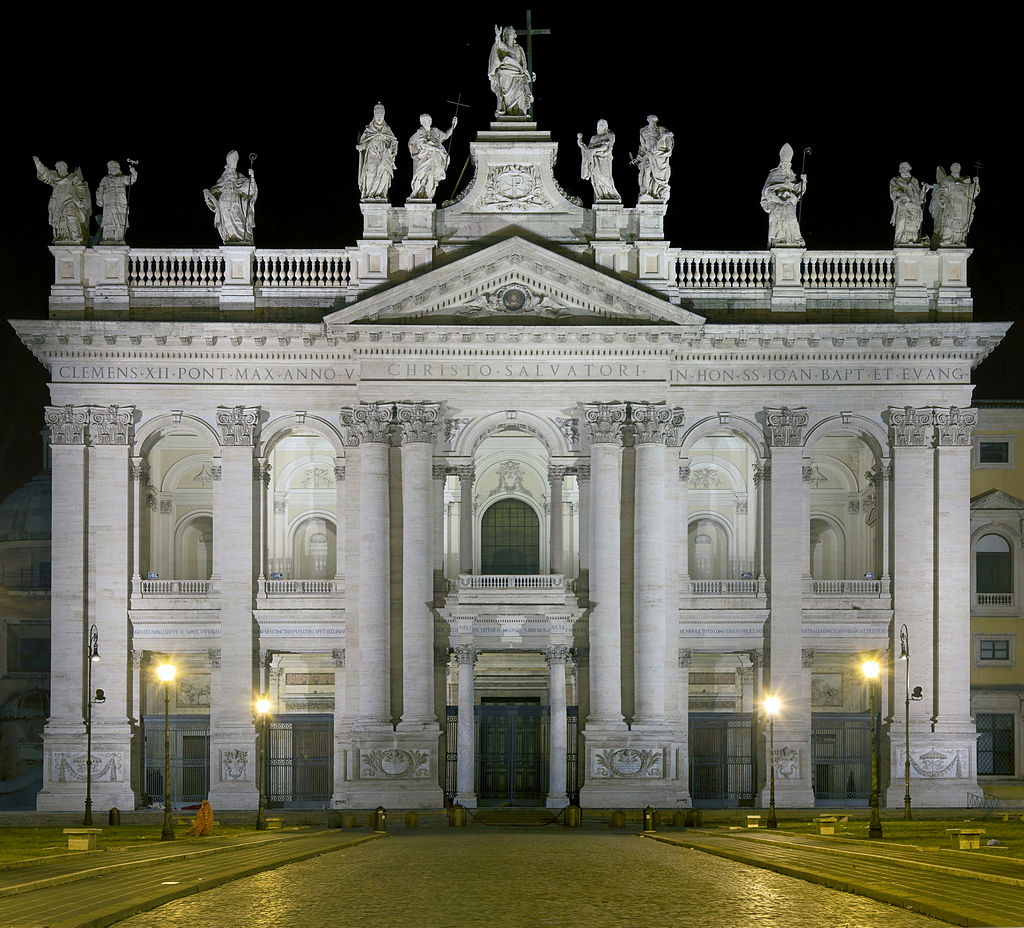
[889,162,930,246]
[357,104,398,201]
[203,151,257,244]
[635,115,674,201]
[95,160,138,244]
[408,114,457,201]
[33,156,91,244]
[488,25,534,117]
[930,163,979,247]
[577,120,620,201]
[761,143,807,247]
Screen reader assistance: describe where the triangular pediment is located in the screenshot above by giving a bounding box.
[324,237,705,327]
[971,489,1024,510]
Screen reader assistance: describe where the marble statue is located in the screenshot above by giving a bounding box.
[761,143,807,247]
[930,163,979,247]
[488,25,534,117]
[633,115,674,200]
[32,156,91,244]
[357,103,398,201]
[95,160,138,244]
[577,120,620,201]
[889,162,930,246]
[408,114,457,201]
[203,150,257,244]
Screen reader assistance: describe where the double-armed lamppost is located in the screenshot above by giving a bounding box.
[83,624,105,826]
[764,694,780,829]
[156,660,176,840]
[861,656,883,839]
[897,624,923,821]
[255,694,270,830]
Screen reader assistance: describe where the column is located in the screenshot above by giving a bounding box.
[677,649,691,801]
[341,403,394,728]
[396,403,441,729]
[631,404,672,727]
[545,645,570,808]
[763,407,814,806]
[209,405,260,808]
[334,460,346,582]
[432,464,446,595]
[576,465,590,593]
[331,648,347,798]
[582,403,627,728]
[678,459,690,583]
[130,456,145,593]
[754,459,768,581]
[457,465,474,574]
[548,466,565,574]
[454,645,477,807]
[256,458,270,583]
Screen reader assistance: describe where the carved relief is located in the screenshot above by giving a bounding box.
[300,466,334,488]
[555,417,580,452]
[810,673,842,706]
[774,746,799,778]
[478,164,552,211]
[582,403,627,445]
[457,284,569,319]
[193,463,215,485]
[890,406,932,447]
[331,648,346,668]
[690,467,721,489]
[53,752,122,782]
[592,747,664,778]
[764,407,809,447]
[443,417,470,451]
[216,406,260,446]
[90,405,134,445]
[45,405,89,445]
[222,749,249,781]
[176,675,211,707]
[678,648,692,668]
[340,403,394,444]
[361,748,430,779]
[903,747,968,778]
[395,402,441,443]
[543,645,571,665]
[934,407,977,446]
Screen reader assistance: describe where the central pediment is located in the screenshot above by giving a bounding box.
[325,237,704,327]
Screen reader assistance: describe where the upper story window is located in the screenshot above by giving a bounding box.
[973,434,1016,469]
[976,533,1012,594]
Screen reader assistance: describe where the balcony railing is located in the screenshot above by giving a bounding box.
[975,592,1015,607]
[263,579,339,595]
[810,579,882,596]
[687,579,760,595]
[140,579,210,596]
[458,574,565,591]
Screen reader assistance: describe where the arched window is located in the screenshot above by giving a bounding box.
[481,499,540,574]
[977,533,1012,593]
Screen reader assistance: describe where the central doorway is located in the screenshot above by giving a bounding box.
[476,699,549,806]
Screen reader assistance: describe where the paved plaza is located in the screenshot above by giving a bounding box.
[109,830,953,928]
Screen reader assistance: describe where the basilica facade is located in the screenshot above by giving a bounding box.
[13,61,1005,811]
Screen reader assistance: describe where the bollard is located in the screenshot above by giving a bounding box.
[685,809,703,827]
[642,805,655,832]
[672,811,686,828]
[342,812,356,829]
[404,811,419,828]
[327,810,343,829]
[564,805,582,828]
[611,810,626,828]
[373,805,387,833]
[108,807,121,826]
[449,803,467,828]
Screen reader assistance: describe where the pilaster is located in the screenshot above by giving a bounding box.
[218,245,255,311]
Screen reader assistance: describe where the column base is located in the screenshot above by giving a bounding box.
[546,795,570,809]
[37,720,138,812]
[339,729,444,810]
[208,723,259,810]
[886,727,981,807]
[579,729,687,808]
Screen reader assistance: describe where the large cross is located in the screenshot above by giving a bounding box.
[515,10,550,117]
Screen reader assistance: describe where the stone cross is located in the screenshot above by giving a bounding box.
[514,10,549,115]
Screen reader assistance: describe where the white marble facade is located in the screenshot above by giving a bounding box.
[16,108,1006,812]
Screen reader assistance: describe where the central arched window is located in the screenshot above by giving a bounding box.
[481,498,540,574]
[977,533,1012,593]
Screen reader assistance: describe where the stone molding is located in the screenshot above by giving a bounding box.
[582,403,627,445]
[394,402,441,444]
[216,405,260,446]
[764,406,808,447]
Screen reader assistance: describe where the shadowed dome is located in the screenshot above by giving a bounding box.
[0,471,51,543]
[0,687,49,720]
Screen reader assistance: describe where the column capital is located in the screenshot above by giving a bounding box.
[254,459,271,485]
[216,405,260,446]
[543,645,571,665]
[453,644,478,665]
[207,648,221,669]
[581,403,628,445]
[888,405,932,447]
[130,458,150,483]
[548,464,568,481]
[802,647,815,668]
[395,402,442,444]
[340,402,394,444]
[90,405,135,445]
[679,465,690,482]
[934,406,977,446]
[453,464,475,480]
[752,459,771,486]
[331,648,346,668]
[764,406,809,447]
[334,463,346,482]
[44,404,89,445]
[575,463,591,481]
[432,464,447,480]
[630,403,685,445]
[678,648,692,668]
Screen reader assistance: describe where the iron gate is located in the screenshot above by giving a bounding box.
[476,704,548,806]
[142,717,210,806]
[445,706,458,804]
[688,714,755,807]
[266,715,332,808]
[811,713,873,806]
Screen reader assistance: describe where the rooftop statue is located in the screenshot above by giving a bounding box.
[357,103,398,201]
[488,25,534,117]
[203,150,257,245]
[889,162,930,246]
[633,115,674,201]
[408,113,457,201]
[32,156,91,245]
[930,163,979,247]
[95,160,138,245]
[761,142,807,247]
[577,120,620,202]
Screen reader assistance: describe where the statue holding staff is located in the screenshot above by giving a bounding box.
[32,156,91,244]
[761,142,807,247]
[408,113,457,201]
[95,160,138,244]
[930,162,979,247]
[203,150,257,244]
[357,103,398,201]
[889,162,930,246]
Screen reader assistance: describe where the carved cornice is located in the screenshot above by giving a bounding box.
[764,407,808,447]
[889,406,932,447]
[216,405,260,446]
[582,403,627,445]
[395,402,441,444]
[934,406,977,446]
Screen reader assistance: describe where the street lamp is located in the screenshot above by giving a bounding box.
[156,661,176,840]
[898,625,924,821]
[83,625,105,826]
[764,694,780,829]
[861,656,883,839]
[255,694,270,830]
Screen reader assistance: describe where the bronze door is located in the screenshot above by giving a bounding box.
[476,705,548,806]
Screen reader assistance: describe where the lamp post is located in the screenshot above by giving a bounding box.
[255,694,269,830]
[897,624,923,821]
[861,656,883,839]
[156,661,176,840]
[83,625,105,826]
[764,694,780,829]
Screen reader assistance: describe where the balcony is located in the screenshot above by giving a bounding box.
[974,592,1016,611]
[679,577,765,609]
[452,574,573,606]
[139,579,210,596]
[803,577,891,611]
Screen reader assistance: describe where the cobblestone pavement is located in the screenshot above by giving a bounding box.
[112,829,953,928]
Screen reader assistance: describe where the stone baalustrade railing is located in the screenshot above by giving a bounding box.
[453,574,573,606]
[139,579,210,596]
[975,592,1015,608]
[686,579,761,595]
[261,578,340,595]
[810,579,882,596]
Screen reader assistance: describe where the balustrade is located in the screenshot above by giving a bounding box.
[810,579,882,596]
[673,252,771,290]
[254,250,354,288]
[264,579,338,595]
[128,250,225,288]
[140,579,210,595]
[975,592,1015,607]
[458,574,565,590]
[687,579,759,595]
[802,252,895,290]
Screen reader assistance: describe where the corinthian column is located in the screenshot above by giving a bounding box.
[581,403,627,728]
[545,645,570,808]
[341,403,394,728]
[396,402,441,729]
[548,466,565,574]
[457,465,475,574]
[454,644,477,807]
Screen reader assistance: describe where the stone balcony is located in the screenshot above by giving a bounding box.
[451,574,574,607]
[802,577,892,611]
[679,577,766,610]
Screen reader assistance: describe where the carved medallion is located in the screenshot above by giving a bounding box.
[479,164,550,211]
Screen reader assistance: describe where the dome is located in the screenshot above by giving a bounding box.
[0,687,49,720]
[0,471,51,543]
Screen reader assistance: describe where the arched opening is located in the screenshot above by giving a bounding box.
[480,498,540,574]
[809,516,845,580]
[292,517,337,580]
[976,533,1012,594]
[176,515,214,580]
[688,518,730,580]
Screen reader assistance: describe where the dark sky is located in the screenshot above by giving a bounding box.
[0,4,1016,502]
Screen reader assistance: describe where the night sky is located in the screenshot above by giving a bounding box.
[0,4,1016,503]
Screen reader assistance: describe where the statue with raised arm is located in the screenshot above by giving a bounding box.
[357,103,398,201]
[930,162,979,247]
[577,120,620,201]
[488,25,534,117]
[95,160,138,244]
[203,150,257,244]
[408,113,457,201]
[32,156,91,244]
[889,162,930,246]
[761,142,807,247]
[633,115,675,201]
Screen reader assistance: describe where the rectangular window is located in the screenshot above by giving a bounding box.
[980,441,1010,463]
[5,625,51,673]
[980,639,1010,661]
[977,713,1014,775]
